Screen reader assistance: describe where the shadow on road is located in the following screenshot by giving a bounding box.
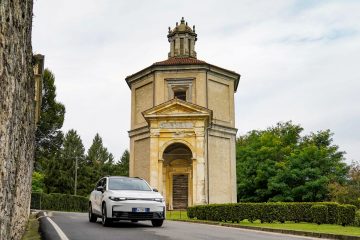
[95,220,154,228]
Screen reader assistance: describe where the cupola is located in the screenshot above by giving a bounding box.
[167,17,197,58]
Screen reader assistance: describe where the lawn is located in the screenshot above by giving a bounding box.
[21,213,41,240]
[166,211,360,237]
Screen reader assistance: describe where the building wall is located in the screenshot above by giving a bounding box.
[128,66,238,206]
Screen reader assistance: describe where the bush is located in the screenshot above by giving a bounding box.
[187,202,355,226]
[310,205,328,225]
[353,210,360,227]
[337,204,356,226]
[31,192,88,212]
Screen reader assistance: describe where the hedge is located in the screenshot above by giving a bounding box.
[310,204,328,224]
[31,192,88,212]
[187,202,356,226]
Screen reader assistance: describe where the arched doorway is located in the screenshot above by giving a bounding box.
[162,142,193,210]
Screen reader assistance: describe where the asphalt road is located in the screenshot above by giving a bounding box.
[44,212,322,240]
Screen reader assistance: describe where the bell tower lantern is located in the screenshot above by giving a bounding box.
[167,17,197,58]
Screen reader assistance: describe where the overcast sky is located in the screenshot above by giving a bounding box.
[32,0,360,163]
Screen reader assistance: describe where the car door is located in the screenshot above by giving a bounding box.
[93,178,104,214]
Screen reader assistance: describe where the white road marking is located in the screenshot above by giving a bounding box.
[43,212,70,240]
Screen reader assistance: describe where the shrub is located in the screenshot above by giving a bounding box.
[353,210,360,227]
[187,202,356,226]
[31,192,88,212]
[337,204,356,226]
[310,205,328,224]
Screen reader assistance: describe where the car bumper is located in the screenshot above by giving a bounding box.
[108,200,166,220]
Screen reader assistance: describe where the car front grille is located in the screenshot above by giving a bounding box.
[112,211,164,220]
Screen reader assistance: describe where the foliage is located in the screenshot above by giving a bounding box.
[236,121,349,202]
[329,161,360,208]
[34,69,65,172]
[310,205,328,224]
[44,129,85,195]
[31,192,87,212]
[114,150,130,177]
[354,210,360,227]
[337,205,356,226]
[31,172,45,193]
[187,202,356,226]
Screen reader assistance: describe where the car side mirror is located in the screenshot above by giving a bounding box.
[153,188,158,192]
[96,186,104,192]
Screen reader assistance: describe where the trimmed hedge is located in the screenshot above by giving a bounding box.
[310,204,328,225]
[187,202,356,226]
[31,192,88,212]
[338,204,356,226]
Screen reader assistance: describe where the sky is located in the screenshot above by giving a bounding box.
[32,0,360,163]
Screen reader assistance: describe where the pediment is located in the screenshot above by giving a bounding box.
[142,98,212,120]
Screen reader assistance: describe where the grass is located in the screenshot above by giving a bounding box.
[166,211,360,237]
[166,210,189,220]
[238,220,360,236]
[21,213,41,240]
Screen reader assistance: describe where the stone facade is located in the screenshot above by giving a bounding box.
[126,18,240,209]
[0,1,36,239]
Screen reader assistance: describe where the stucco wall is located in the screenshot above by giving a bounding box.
[133,137,150,182]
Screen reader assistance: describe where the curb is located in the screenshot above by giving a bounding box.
[36,211,69,240]
[170,219,360,240]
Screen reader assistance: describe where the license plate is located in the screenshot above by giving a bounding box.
[132,207,150,212]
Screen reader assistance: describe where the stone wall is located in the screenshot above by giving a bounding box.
[0,1,35,239]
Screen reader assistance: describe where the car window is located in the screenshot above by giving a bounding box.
[103,178,107,190]
[108,178,151,191]
[95,178,104,189]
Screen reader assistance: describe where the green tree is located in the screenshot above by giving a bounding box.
[32,172,45,193]
[44,129,85,194]
[114,150,130,176]
[236,121,348,202]
[86,133,114,184]
[329,161,360,207]
[35,69,65,172]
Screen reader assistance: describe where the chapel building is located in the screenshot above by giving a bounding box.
[125,18,240,209]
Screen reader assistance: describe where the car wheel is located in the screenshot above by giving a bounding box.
[131,220,138,223]
[102,203,112,227]
[151,219,164,227]
[88,203,97,222]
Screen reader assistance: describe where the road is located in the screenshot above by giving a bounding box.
[43,212,321,240]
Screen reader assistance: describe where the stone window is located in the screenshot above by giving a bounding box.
[166,78,193,102]
[174,89,187,101]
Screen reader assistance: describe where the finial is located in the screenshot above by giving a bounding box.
[186,22,188,26]
[176,22,178,27]
[193,25,196,32]
[181,17,185,23]
[168,27,171,33]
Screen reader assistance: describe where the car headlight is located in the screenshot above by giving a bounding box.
[109,196,126,201]
[154,198,164,202]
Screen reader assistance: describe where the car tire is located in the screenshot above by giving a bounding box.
[88,203,97,222]
[151,219,164,227]
[102,203,112,227]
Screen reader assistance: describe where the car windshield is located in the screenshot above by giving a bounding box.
[108,178,151,191]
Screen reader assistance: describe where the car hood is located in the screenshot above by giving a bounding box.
[107,190,163,199]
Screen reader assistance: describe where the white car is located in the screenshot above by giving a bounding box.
[88,176,165,227]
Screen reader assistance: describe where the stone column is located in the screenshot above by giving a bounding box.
[158,158,164,194]
[191,158,197,206]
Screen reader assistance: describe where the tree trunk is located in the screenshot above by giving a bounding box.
[0,1,34,239]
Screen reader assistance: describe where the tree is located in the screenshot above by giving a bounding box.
[329,161,360,207]
[86,133,114,187]
[0,1,35,239]
[44,129,85,195]
[114,150,130,176]
[32,172,45,193]
[236,121,348,202]
[34,69,65,172]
